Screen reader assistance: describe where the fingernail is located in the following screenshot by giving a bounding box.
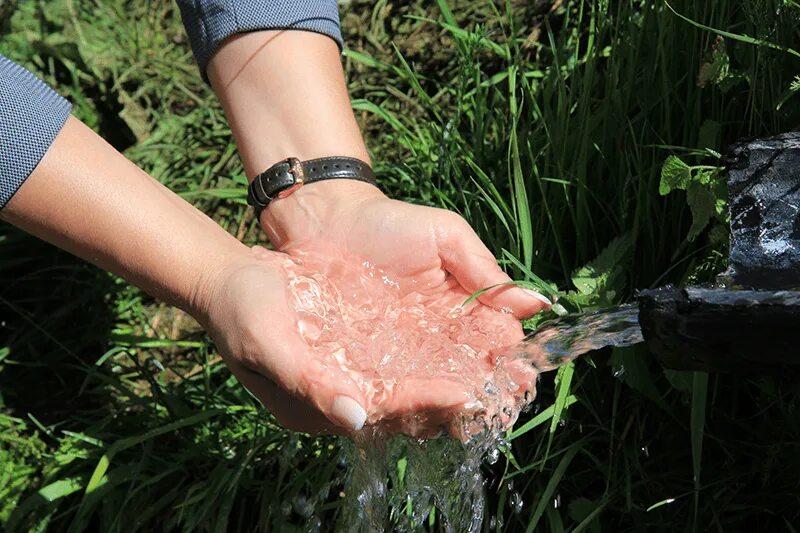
[331,395,367,431]
[523,289,552,306]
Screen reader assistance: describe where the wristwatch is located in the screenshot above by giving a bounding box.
[246,156,378,217]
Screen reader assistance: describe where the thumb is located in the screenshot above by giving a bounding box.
[437,216,551,318]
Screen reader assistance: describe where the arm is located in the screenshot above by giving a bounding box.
[1,40,372,431]
[173,0,549,308]
[205,30,552,315]
[1,116,242,314]
[1,102,367,433]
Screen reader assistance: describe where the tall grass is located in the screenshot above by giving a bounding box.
[1,0,799,531]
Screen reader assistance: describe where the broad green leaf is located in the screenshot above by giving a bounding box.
[686,183,717,241]
[39,477,84,501]
[571,233,633,302]
[659,156,692,195]
[697,38,730,88]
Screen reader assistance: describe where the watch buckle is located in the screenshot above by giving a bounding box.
[277,157,305,198]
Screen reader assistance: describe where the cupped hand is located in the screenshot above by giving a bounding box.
[260,181,551,435]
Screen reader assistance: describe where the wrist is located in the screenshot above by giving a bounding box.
[260,179,385,249]
[208,31,370,178]
[185,242,258,327]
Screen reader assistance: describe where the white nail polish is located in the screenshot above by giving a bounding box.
[523,289,552,306]
[331,395,367,431]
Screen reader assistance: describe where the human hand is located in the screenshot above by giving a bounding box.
[259,181,551,434]
[194,246,372,435]
[206,28,549,435]
[197,245,510,438]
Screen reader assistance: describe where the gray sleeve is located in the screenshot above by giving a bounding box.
[0,54,72,209]
[176,0,342,80]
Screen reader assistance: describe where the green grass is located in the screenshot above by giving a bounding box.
[2,0,800,531]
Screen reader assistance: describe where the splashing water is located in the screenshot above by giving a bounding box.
[339,429,499,532]
[280,251,644,530]
[283,252,532,439]
[511,304,644,373]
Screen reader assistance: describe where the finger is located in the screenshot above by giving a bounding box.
[376,379,470,439]
[295,355,369,433]
[381,377,471,415]
[436,216,551,318]
[241,317,370,434]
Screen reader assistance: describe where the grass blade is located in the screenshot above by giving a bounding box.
[508,395,578,440]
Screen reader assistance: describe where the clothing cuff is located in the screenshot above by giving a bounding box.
[177,0,342,81]
[0,55,71,209]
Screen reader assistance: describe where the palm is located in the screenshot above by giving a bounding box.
[203,252,360,435]
[260,188,550,435]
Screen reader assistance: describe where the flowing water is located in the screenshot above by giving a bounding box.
[279,250,644,531]
[511,304,644,373]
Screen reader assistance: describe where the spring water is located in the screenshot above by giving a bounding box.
[280,251,643,530]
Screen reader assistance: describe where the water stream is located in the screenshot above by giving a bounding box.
[337,304,644,531]
[511,304,643,372]
[277,250,644,530]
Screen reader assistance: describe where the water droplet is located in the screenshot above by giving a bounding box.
[553,493,561,509]
[613,365,626,378]
[293,495,314,518]
[486,448,501,464]
[510,491,524,513]
[280,500,292,516]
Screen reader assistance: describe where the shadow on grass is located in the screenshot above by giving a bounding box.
[0,226,118,422]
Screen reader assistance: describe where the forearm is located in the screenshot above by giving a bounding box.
[207,30,370,178]
[1,116,246,318]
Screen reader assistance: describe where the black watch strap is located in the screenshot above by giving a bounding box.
[247,156,378,216]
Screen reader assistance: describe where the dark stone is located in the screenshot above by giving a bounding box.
[723,132,800,289]
[637,285,800,372]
